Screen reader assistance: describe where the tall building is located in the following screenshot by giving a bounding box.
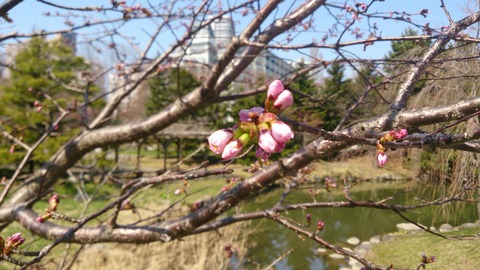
[172,16,294,83]
[1,42,28,79]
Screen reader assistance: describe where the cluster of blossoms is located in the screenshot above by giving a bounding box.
[324,178,337,192]
[33,100,43,112]
[305,214,325,234]
[376,129,408,167]
[36,194,60,223]
[316,221,325,232]
[0,233,25,255]
[208,80,294,161]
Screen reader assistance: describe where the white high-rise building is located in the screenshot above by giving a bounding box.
[172,16,294,83]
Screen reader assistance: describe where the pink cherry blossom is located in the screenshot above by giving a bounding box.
[258,130,278,153]
[267,80,284,99]
[208,129,233,154]
[36,216,45,223]
[5,233,25,249]
[256,147,271,161]
[273,90,293,110]
[394,129,408,140]
[222,140,243,160]
[377,152,388,167]
[271,121,294,144]
[274,141,286,153]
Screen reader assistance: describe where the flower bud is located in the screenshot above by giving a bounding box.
[317,221,325,232]
[120,200,135,210]
[4,233,25,254]
[377,152,387,167]
[394,129,408,140]
[258,130,277,153]
[267,80,284,100]
[421,254,436,264]
[208,129,233,155]
[255,147,270,161]
[273,141,286,153]
[273,90,293,110]
[49,194,60,211]
[37,213,52,223]
[271,121,294,144]
[222,140,243,160]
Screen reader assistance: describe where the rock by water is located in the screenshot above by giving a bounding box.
[396,222,425,231]
[347,237,360,245]
[439,223,454,232]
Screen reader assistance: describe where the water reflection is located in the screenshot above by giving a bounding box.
[235,181,478,270]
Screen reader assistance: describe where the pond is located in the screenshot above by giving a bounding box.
[232,180,478,269]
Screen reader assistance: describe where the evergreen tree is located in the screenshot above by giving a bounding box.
[0,37,96,166]
[386,28,431,94]
[318,63,352,131]
[288,62,320,122]
[349,65,383,120]
[286,62,321,146]
[147,67,227,125]
[388,28,431,59]
[147,68,200,116]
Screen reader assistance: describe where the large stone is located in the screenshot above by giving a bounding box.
[351,265,364,270]
[439,223,454,232]
[382,234,395,242]
[360,241,372,248]
[329,253,345,259]
[370,235,381,244]
[355,247,368,257]
[316,248,328,254]
[459,222,478,229]
[347,237,360,245]
[396,223,424,231]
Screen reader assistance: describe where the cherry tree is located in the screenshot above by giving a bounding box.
[0,0,479,269]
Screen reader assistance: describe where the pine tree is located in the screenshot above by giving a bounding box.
[0,37,96,166]
[318,63,352,131]
[386,28,431,94]
[147,68,201,116]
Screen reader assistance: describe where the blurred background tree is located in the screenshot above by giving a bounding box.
[0,37,98,167]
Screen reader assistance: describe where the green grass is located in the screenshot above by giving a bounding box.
[367,227,480,269]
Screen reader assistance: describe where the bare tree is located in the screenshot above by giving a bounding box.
[0,1,479,269]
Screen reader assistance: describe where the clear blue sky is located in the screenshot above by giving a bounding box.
[0,0,473,64]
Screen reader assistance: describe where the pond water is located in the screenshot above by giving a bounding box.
[231,181,478,270]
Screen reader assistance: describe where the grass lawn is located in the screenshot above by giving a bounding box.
[367,227,480,269]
